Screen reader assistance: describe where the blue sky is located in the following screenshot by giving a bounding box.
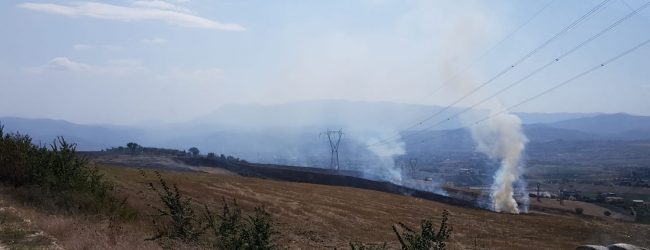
[0,0,649,124]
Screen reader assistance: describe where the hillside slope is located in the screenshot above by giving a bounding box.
[96,165,649,249]
[546,113,650,138]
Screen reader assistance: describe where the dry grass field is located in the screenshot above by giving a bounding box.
[2,162,649,249]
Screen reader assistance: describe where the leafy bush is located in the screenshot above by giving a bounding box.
[392,210,452,250]
[349,210,452,250]
[144,171,202,243]
[0,125,127,216]
[202,199,275,250]
[145,172,275,249]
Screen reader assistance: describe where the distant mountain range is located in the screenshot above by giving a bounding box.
[542,112,650,135]
[192,100,600,130]
[1,101,649,154]
[0,117,143,150]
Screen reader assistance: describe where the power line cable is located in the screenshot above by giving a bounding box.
[473,38,650,125]
[369,0,611,147]
[402,1,650,137]
[405,37,650,147]
[411,0,557,104]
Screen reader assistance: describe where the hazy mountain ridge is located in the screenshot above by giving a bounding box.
[1,101,649,153]
[194,100,600,130]
[544,113,650,135]
[0,116,144,150]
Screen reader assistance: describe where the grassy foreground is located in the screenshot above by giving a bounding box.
[41,164,644,249]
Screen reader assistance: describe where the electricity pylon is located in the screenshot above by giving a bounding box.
[320,128,343,170]
[408,158,418,178]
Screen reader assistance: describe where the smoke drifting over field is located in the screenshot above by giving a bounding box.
[365,135,405,184]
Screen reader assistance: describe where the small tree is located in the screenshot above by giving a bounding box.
[126,142,140,154]
[144,171,202,243]
[392,210,452,250]
[202,199,275,250]
[188,147,200,157]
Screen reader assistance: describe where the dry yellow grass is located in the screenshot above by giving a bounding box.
[102,165,650,249]
[0,190,159,250]
[2,163,649,249]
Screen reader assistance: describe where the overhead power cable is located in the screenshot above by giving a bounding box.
[404,37,650,148]
[400,1,650,137]
[369,0,611,147]
[473,38,650,125]
[411,0,557,104]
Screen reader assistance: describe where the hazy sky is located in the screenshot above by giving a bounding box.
[1,0,649,125]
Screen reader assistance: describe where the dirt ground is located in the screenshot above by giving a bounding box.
[529,198,635,221]
[96,164,649,249]
[1,162,648,249]
[0,199,62,250]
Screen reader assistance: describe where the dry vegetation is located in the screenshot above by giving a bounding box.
[0,192,158,250]
[0,137,648,249]
[0,199,62,250]
[7,163,639,249]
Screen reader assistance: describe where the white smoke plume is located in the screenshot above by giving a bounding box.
[435,5,529,213]
[470,110,528,213]
[365,135,449,196]
[365,135,405,184]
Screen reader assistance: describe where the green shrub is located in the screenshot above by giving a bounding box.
[144,171,202,243]
[392,210,452,250]
[202,198,275,250]
[349,210,452,250]
[144,172,275,249]
[0,124,128,217]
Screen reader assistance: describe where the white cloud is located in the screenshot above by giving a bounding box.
[141,37,168,44]
[18,2,245,31]
[132,0,191,13]
[27,57,144,76]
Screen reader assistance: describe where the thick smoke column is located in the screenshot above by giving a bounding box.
[470,110,528,213]
[435,7,528,213]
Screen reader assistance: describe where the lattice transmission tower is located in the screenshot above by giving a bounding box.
[320,128,343,170]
